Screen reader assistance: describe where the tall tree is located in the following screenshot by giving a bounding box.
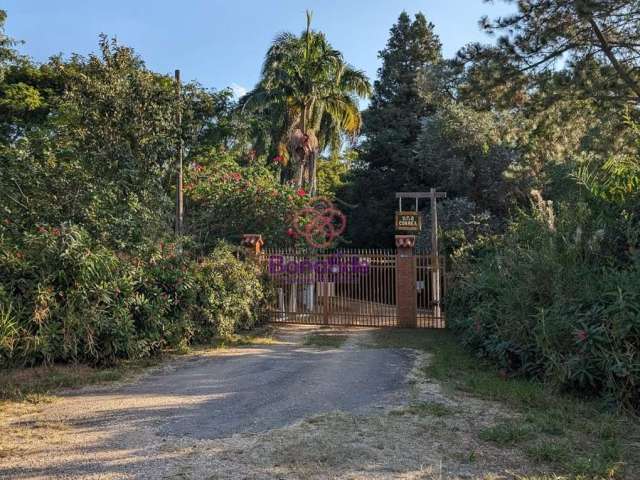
[342,12,443,247]
[0,31,233,250]
[241,11,371,194]
[362,11,442,175]
[465,0,640,106]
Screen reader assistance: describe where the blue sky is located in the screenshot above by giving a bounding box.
[3,1,516,97]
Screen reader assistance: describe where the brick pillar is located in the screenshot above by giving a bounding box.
[241,234,264,256]
[395,235,417,328]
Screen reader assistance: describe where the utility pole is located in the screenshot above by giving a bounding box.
[175,69,184,237]
[429,188,442,318]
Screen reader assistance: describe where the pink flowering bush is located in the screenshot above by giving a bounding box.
[185,157,307,251]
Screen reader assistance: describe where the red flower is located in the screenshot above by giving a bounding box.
[51,228,61,237]
[273,155,284,164]
[575,330,588,342]
[296,188,306,197]
[193,163,204,172]
[287,228,297,238]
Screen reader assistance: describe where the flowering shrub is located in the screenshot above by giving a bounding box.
[0,225,267,366]
[185,157,307,250]
[447,203,640,409]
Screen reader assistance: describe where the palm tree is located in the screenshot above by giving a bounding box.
[241,11,371,194]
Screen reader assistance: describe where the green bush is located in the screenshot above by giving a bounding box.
[185,155,307,250]
[448,202,640,409]
[0,224,267,367]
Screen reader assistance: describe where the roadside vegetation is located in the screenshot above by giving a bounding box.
[0,1,639,475]
[339,3,640,412]
[367,329,640,479]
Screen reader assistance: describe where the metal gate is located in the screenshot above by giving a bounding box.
[261,248,445,328]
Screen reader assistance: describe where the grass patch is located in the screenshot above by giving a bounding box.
[0,359,156,405]
[365,329,639,479]
[525,439,571,464]
[203,328,277,349]
[391,401,456,418]
[304,334,348,348]
[479,421,533,446]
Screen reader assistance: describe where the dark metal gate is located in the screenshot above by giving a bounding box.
[260,248,445,328]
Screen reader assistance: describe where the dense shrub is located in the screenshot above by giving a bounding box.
[448,202,640,409]
[0,224,267,367]
[185,155,307,250]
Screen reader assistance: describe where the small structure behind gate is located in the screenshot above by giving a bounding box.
[242,234,445,328]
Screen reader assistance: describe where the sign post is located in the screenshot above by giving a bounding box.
[395,211,421,231]
[395,190,447,319]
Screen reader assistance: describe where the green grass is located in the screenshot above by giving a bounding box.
[479,421,533,445]
[525,439,572,464]
[304,334,348,348]
[366,329,639,479]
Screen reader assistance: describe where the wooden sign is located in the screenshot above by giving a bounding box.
[395,211,421,231]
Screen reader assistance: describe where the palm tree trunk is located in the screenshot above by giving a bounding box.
[309,153,317,196]
[296,160,305,187]
[298,104,309,189]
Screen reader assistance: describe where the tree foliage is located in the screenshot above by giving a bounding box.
[241,11,371,193]
[342,12,443,247]
[0,12,271,367]
[461,0,640,107]
[2,4,640,409]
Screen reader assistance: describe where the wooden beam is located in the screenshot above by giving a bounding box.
[395,192,447,199]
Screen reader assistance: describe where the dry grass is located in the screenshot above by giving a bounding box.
[365,329,640,480]
[164,408,536,480]
[0,326,278,406]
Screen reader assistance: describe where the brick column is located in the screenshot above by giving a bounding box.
[395,235,417,328]
[241,234,264,256]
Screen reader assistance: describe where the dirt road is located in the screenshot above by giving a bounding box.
[1,326,530,479]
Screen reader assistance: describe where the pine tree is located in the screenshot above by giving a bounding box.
[363,11,442,175]
[341,12,442,247]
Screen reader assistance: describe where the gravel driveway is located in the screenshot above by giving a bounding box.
[1,326,416,479]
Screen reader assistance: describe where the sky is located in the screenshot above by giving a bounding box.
[2,1,516,98]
